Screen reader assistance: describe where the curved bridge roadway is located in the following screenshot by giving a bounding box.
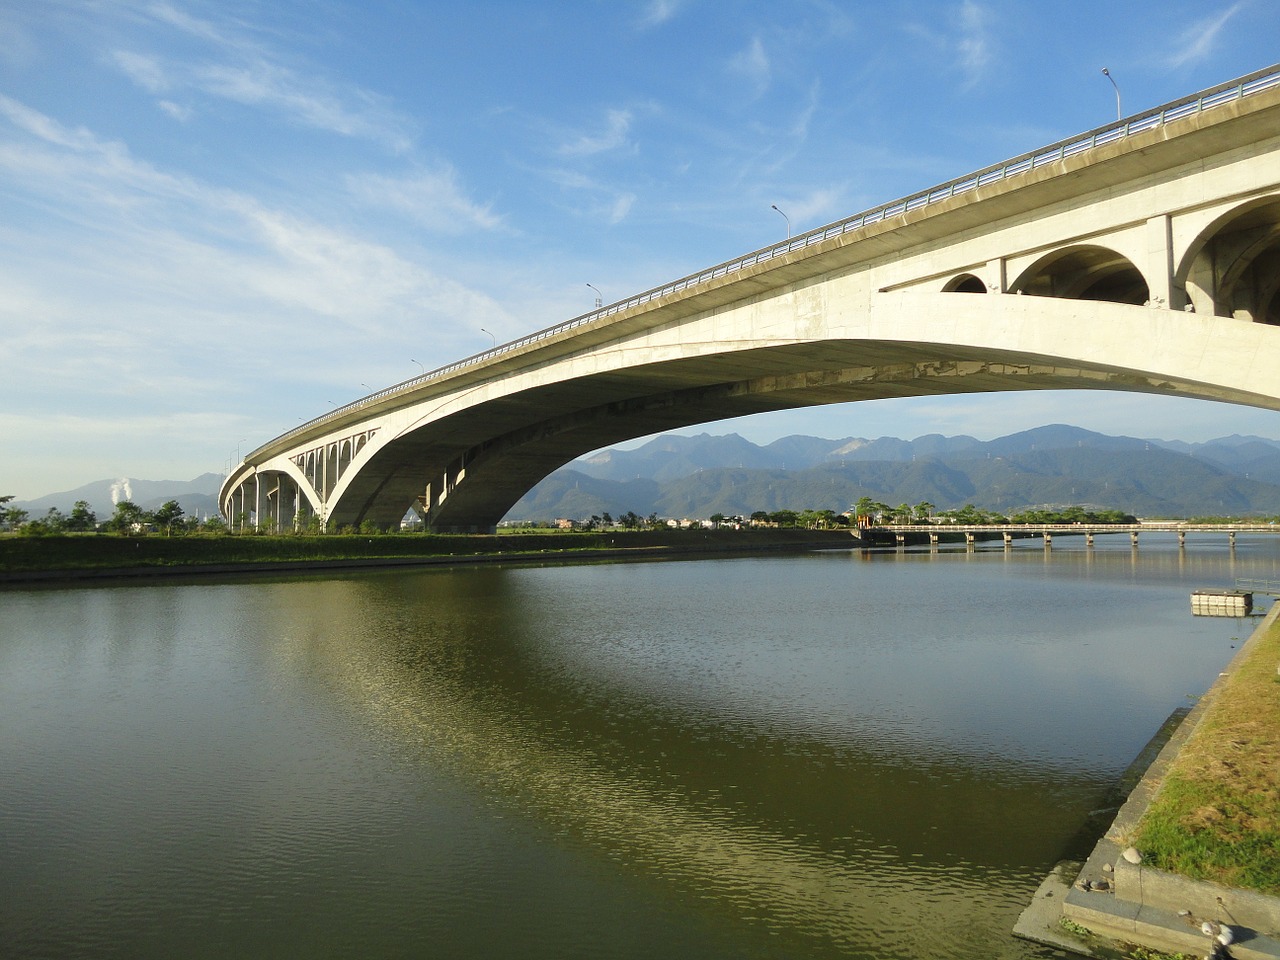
[223,65,1280,532]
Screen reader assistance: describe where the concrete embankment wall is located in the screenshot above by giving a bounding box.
[1061,602,1280,959]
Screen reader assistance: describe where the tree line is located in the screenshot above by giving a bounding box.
[0,497,222,536]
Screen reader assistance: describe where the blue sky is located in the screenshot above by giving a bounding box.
[2,1,1278,499]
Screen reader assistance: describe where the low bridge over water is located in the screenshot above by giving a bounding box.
[866,522,1279,548]
[223,66,1280,533]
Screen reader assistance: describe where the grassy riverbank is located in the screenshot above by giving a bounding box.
[1133,610,1280,894]
[0,528,859,579]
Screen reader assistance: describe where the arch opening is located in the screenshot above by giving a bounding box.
[944,274,987,293]
[1181,198,1280,325]
[1012,245,1148,305]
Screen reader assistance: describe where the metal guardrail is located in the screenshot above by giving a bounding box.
[1236,578,1280,595]
[248,62,1280,463]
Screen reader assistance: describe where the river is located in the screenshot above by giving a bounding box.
[2,533,1276,959]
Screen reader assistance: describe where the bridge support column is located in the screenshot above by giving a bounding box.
[1144,214,1178,309]
[1131,531,1140,547]
[965,532,975,549]
[1043,532,1052,549]
[895,533,906,547]
[929,532,939,545]
[1086,531,1095,547]
[1178,530,1186,547]
[1003,533,1013,549]
[1229,531,1236,547]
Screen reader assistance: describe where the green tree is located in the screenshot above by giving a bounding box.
[153,500,185,536]
[41,507,67,532]
[66,500,98,532]
[109,500,149,534]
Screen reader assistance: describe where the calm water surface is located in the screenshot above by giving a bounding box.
[2,535,1276,959]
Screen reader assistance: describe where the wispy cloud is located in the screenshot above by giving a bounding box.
[346,168,503,232]
[728,36,771,98]
[904,1,993,90]
[1163,1,1246,68]
[0,94,511,491]
[953,1,992,86]
[106,6,415,150]
[544,167,637,224]
[636,0,687,29]
[559,109,634,157]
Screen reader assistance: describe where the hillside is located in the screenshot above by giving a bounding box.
[509,425,1280,521]
[9,426,1280,525]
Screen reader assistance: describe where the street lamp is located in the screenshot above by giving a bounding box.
[480,327,497,348]
[1101,67,1121,121]
[410,358,424,375]
[586,283,603,309]
[771,204,791,239]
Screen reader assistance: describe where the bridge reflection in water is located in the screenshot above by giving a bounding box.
[257,548,1260,958]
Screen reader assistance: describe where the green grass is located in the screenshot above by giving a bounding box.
[1132,615,1280,893]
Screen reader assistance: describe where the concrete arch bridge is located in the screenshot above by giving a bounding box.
[223,65,1280,532]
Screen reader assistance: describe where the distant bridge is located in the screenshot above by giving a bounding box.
[223,65,1280,532]
[864,521,1279,547]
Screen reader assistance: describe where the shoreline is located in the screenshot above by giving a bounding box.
[0,530,864,586]
[1015,601,1280,958]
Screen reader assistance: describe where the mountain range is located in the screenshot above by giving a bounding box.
[507,424,1280,520]
[10,425,1280,523]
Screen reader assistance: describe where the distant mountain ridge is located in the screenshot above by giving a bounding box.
[10,426,1280,524]
[10,474,223,520]
[512,424,1280,520]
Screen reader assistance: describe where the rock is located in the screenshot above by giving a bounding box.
[1091,879,1110,891]
[1122,846,1142,864]
[1102,863,1113,873]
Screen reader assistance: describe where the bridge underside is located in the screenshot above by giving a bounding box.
[338,340,1274,532]
[223,74,1280,532]
[224,284,1280,534]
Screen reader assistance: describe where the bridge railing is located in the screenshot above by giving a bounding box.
[251,62,1280,462]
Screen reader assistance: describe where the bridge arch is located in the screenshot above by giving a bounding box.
[222,68,1280,533]
[1011,245,1149,305]
[1179,195,1280,325]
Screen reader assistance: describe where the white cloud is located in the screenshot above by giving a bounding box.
[346,168,503,232]
[609,193,636,223]
[111,49,170,93]
[728,36,771,97]
[158,99,192,122]
[105,7,416,151]
[0,96,514,495]
[903,2,994,90]
[953,1,992,86]
[559,109,634,157]
[637,0,686,29]
[1163,2,1246,68]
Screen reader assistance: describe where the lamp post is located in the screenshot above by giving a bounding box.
[410,358,424,375]
[1102,67,1121,121]
[480,327,497,348]
[771,204,791,239]
[586,283,603,309]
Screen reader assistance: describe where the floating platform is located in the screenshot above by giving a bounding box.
[1190,589,1253,617]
